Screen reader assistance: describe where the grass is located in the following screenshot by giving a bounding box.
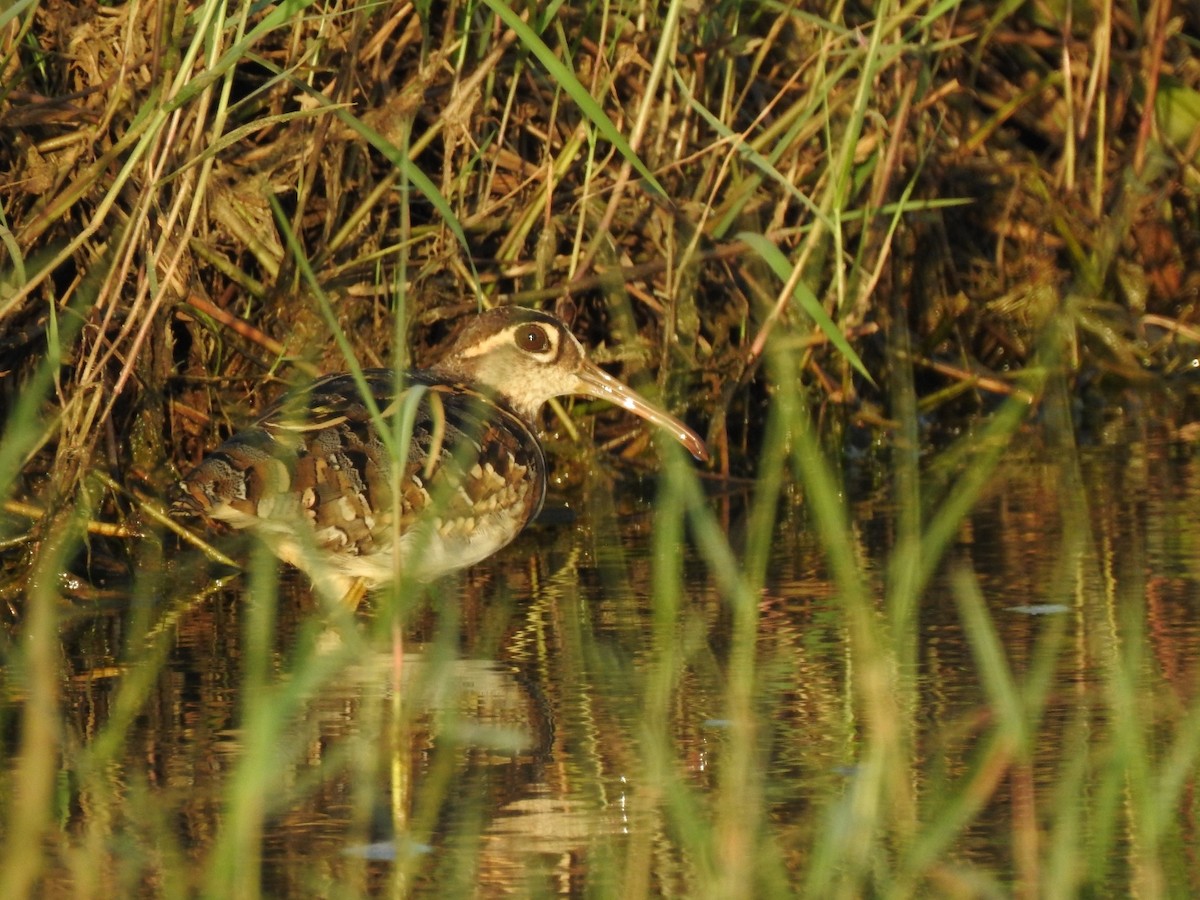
[2,0,1200,896]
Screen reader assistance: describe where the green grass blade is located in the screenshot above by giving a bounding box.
[738,230,874,382]
[673,70,831,231]
[479,0,667,199]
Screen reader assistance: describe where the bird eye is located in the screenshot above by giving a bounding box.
[516,324,552,354]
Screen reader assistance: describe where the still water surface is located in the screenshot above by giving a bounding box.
[13,424,1200,895]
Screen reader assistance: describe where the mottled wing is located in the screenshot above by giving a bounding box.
[402,378,547,553]
[174,369,546,583]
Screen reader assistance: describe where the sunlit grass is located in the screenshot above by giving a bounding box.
[2,0,1199,897]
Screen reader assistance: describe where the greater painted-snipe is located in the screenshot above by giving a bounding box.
[174,306,708,600]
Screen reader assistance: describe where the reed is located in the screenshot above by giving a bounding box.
[2,0,1198,896]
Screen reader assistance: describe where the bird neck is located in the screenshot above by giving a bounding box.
[421,361,545,425]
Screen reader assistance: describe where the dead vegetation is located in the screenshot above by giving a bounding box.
[0,1,1198,547]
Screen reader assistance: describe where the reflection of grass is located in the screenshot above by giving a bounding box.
[3,0,1200,896]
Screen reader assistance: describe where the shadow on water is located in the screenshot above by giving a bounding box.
[4,419,1200,896]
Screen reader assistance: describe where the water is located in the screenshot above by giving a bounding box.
[7,426,1200,896]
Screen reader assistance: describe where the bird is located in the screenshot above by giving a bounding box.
[173,306,708,602]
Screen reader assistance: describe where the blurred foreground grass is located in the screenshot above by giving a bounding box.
[3,0,1200,896]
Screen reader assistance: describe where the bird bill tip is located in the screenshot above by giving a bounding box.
[578,363,708,462]
[679,431,710,462]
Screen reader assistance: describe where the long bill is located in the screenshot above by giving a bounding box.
[576,360,710,462]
